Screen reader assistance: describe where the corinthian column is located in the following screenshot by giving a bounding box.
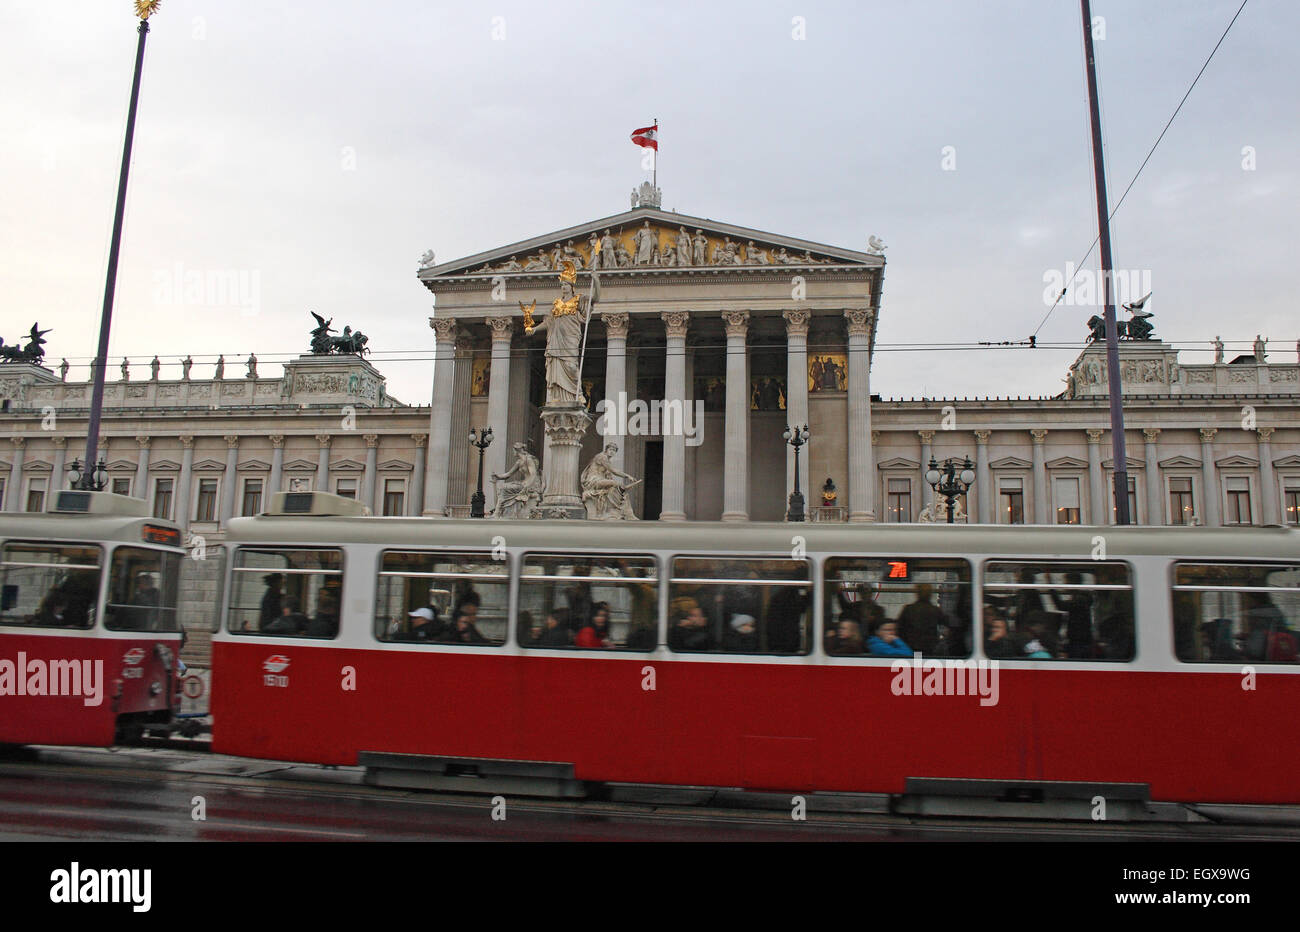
[783,309,811,518]
[660,310,690,520]
[918,430,935,511]
[973,430,991,524]
[315,434,331,493]
[4,438,24,512]
[176,436,195,532]
[484,316,514,510]
[221,434,240,525]
[1030,429,1048,523]
[134,436,151,499]
[1142,429,1161,525]
[1200,428,1220,526]
[409,434,426,516]
[363,434,379,511]
[1258,427,1279,525]
[268,435,285,498]
[845,309,875,522]
[721,310,750,522]
[602,312,630,474]
[424,316,458,515]
[1086,429,1106,525]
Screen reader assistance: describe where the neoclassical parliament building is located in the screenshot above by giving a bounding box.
[4,186,1300,544]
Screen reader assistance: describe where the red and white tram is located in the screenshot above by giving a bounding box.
[211,492,1300,804]
[0,491,187,747]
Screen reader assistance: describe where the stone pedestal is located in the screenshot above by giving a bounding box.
[1068,341,1180,397]
[536,404,590,519]
[282,354,391,407]
[0,362,61,409]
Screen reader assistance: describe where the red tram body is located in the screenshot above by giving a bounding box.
[211,494,1300,804]
[0,492,187,747]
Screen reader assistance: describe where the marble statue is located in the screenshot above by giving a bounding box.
[1254,335,1267,363]
[246,353,258,378]
[745,241,769,265]
[587,233,601,269]
[600,229,618,269]
[524,250,551,271]
[59,358,69,381]
[615,241,633,268]
[918,497,967,523]
[527,260,589,406]
[501,256,523,272]
[418,249,437,270]
[867,235,886,256]
[677,227,691,266]
[633,221,657,266]
[580,442,640,520]
[692,229,707,266]
[150,356,160,380]
[659,243,677,267]
[562,240,584,268]
[214,355,225,380]
[491,442,543,518]
[1213,336,1224,364]
[182,356,193,380]
[120,358,130,381]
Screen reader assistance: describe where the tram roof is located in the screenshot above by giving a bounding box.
[224,516,1300,561]
[0,511,181,546]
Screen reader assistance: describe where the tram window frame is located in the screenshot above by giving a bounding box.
[667,555,812,656]
[226,547,344,639]
[0,541,103,630]
[982,560,1136,662]
[104,546,183,632]
[823,557,973,659]
[517,553,660,651]
[1171,562,1300,664]
[375,549,509,647]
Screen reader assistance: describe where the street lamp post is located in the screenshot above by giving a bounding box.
[68,458,109,492]
[783,424,810,522]
[81,1,163,490]
[469,427,493,518]
[925,456,976,524]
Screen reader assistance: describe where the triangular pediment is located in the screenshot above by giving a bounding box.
[1046,456,1088,469]
[1101,457,1145,469]
[25,459,53,472]
[1273,454,1300,468]
[989,456,1032,470]
[192,458,225,471]
[238,458,272,471]
[1215,454,1258,467]
[1159,455,1202,468]
[877,456,919,469]
[282,458,317,471]
[377,459,413,472]
[150,459,180,472]
[106,459,136,471]
[418,206,882,284]
[329,458,366,472]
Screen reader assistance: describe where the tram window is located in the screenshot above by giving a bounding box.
[668,557,810,655]
[228,548,343,638]
[375,551,507,646]
[518,554,658,650]
[1172,563,1300,664]
[823,558,972,658]
[983,561,1135,661]
[0,543,101,629]
[104,547,182,632]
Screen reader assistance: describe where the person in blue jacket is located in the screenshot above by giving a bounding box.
[867,619,914,657]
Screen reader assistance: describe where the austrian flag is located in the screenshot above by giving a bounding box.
[630,124,658,150]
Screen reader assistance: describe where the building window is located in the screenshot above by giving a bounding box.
[111,477,131,496]
[153,478,174,520]
[999,478,1024,524]
[886,478,912,523]
[0,478,5,509]
[1054,477,1080,525]
[26,478,48,513]
[195,478,218,522]
[1111,476,1138,525]
[335,478,358,500]
[241,478,264,516]
[1169,477,1195,525]
[383,479,405,516]
[1225,476,1252,526]
[1286,483,1300,527]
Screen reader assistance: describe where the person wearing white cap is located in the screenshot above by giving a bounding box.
[400,606,444,641]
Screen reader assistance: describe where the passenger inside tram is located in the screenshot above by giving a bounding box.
[575,602,613,648]
[668,597,712,652]
[824,618,865,655]
[866,619,913,657]
[823,559,969,659]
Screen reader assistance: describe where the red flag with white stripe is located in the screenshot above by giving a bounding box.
[630,124,658,150]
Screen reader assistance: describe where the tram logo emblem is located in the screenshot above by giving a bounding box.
[122,648,146,666]
[262,655,290,674]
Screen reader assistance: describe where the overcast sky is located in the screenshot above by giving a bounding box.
[2,0,1295,405]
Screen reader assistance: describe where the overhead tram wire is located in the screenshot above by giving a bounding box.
[1030,0,1251,341]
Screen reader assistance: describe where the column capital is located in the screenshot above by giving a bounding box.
[1142,428,1161,442]
[1258,427,1275,441]
[661,310,690,339]
[179,435,194,449]
[871,430,881,446]
[364,434,380,448]
[782,308,811,337]
[269,434,285,447]
[9,436,25,449]
[721,309,750,337]
[316,434,332,448]
[1086,429,1104,443]
[602,312,631,340]
[225,434,240,448]
[411,433,428,448]
[1199,428,1218,443]
[484,316,514,342]
[52,436,68,448]
[974,430,991,444]
[917,430,935,443]
[135,435,151,448]
[429,316,458,343]
[1030,429,1048,444]
[844,308,873,337]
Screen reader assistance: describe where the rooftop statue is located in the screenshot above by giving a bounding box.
[310,311,371,356]
[0,323,51,365]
